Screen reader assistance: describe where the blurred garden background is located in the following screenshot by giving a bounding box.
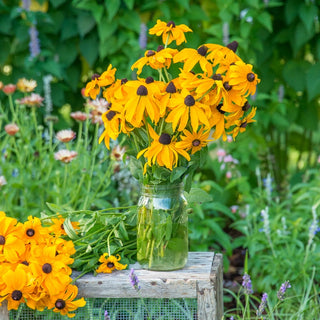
[1,0,320,318]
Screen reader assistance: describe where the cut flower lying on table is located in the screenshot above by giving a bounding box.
[85,19,260,186]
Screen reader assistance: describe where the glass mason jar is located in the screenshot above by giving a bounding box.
[137,183,188,271]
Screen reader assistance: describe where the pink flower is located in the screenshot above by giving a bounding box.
[230,205,239,213]
[70,111,88,122]
[16,93,44,107]
[5,123,20,136]
[3,84,17,95]
[54,150,78,163]
[111,145,126,161]
[217,148,226,162]
[56,129,76,143]
[226,171,232,179]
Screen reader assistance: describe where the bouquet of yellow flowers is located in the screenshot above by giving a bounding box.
[85,20,260,270]
[85,19,259,187]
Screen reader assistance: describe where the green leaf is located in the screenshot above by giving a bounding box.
[170,166,187,183]
[77,11,96,37]
[208,202,235,220]
[79,34,99,66]
[0,14,11,34]
[282,60,308,92]
[284,0,300,24]
[105,0,121,22]
[299,4,317,34]
[63,217,79,240]
[184,187,212,204]
[123,0,135,10]
[0,38,10,64]
[49,0,67,8]
[42,60,63,78]
[293,22,313,54]
[306,63,320,101]
[98,16,118,43]
[56,40,78,66]
[257,12,273,32]
[61,18,78,41]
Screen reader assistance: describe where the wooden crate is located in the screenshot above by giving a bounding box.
[0,252,223,320]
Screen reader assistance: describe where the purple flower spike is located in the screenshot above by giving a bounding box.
[104,310,110,320]
[256,292,268,316]
[277,280,291,300]
[242,273,253,295]
[129,268,141,291]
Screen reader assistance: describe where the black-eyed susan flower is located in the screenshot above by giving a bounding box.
[173,45,213,76]
[99,103,125,149]
[149,19,192,46]
[48,215,79,238]
[29,245,72,296]
[209,104,228,141]
[48,284,86,317]
[175,128,211,154]
[84,75,100,100]
[166,89,211,132]
[0,212,25,263]
[21,216,47,245]
[229,107,257,140]
[137,125,190,173]
[96,253,127,274]
[123,80,161,127]
[1,264,34,310]
[131,47,178,75]
[48,284,86,318]
[98,64,116,87]
[228,60,260,96]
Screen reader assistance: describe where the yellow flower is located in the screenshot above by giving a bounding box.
[173,45,213,76]
[16,78,37,93]
[166,89,211,132]
[96,253,127,274]
[229,107,257,140]
[29,245,72,296]
[48,214,80,238]
[149,19,192,45]
[21,216,48,245]
[123,79,161,127]
[131,47,178,74]
[99,103,125,149]
[209,104,228,141]
[1,264,34,310]
[137,125,190,172]
[0,212,25,263]
[48,284,86,318]
[175,128,211,154]
[84,65,116,100]
[228,61,260,96]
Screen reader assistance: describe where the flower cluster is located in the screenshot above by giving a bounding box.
[84,20,259,180]
[95,253,127,274]
[0,212,85,317]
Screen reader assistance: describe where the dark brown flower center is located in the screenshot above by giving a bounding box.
[240,121,247,128]
[166,82,176,94]
[247,73,255,82]
[145,76,154,84]
[167,21,176,27]
[217,104,226,114]
[197,45,208,56]
[91,73,100,80]
[223,82,232,91]
[11,290,22,301]
[184,95,195,107]
[107,262,115,268]
[55,299,66,310]
[226,41,238,53]
[212,74,222,81]
[61,223,64,230]
[121,78,128,85]
[21,260,29,266]
[242,101,251,111]
[42,263,52,274]
[146,50,155,57]
[157,45,164,52]
[137,85,148,96]
[0,235,5,245]
[159,133,172,145]
[26,228,35,237]
[192,139,201,147]
[106,110,116,121]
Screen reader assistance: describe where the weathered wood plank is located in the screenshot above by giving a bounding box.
[74,252,215,299]
[0,300,9,320]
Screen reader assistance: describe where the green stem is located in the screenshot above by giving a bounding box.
[8,94,17,123]
[76,121,83,152]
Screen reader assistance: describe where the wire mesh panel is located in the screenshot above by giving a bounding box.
[9,297,198,320]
